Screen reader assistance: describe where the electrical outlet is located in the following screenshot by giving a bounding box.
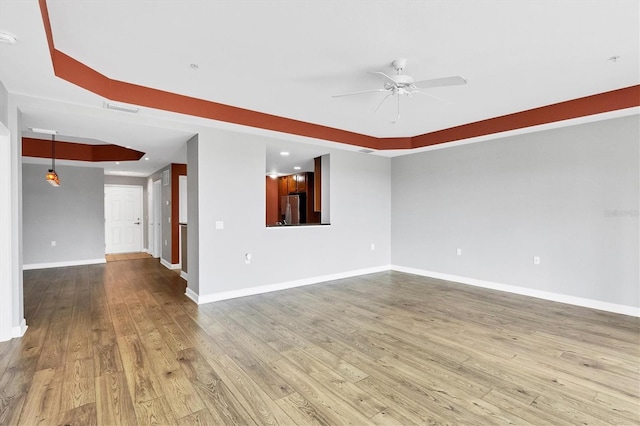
[164,239,168,246]
[245,253,252,264]
[456,248,462,256]
[533,256,541,265]
[51,240,56,247]
[216,221,224,230]
[371,243,375,251]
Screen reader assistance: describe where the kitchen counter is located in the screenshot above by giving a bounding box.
[266,223,330,228]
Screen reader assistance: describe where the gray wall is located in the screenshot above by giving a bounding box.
[23,164,105,265]
[0,83,12,340]
[391,115,639,308]
[195,128,391,298]
[187,135,199,294]
[104,175,148,250]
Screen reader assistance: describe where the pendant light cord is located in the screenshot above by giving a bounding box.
[51,134,55,170]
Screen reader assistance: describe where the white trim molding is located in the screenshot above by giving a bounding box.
[11,318,27,338]
[180,271,188,281]
[185,264,639,317]
[185,287,198,304]
[23,258,106,270]
[195,265,391,305]
[391,265,640,318]
[160,258,180,270]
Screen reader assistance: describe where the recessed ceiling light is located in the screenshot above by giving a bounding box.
[125,145,132,149]
[115,162,120,165]
[29,127,58,135]
[268,173,278,179]
[280,151,290,156]
[0,32,17,44]
[294,166,301,170]
[144,157,149,160]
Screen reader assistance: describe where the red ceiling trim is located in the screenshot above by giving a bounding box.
[38,0,639,151]
[412,85,640,148]
[23,137,145,162]
[38,0,55,63]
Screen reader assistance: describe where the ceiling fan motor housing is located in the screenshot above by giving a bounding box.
[392,74,414,86]
[392,58,408,70]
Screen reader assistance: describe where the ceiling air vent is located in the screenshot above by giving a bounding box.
[358,149,375,154]
[103,102,139,113]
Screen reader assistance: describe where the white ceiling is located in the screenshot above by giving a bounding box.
[1,0,638,176]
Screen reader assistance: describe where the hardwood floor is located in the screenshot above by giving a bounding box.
[105,252,153,262]
[1,259,638,425]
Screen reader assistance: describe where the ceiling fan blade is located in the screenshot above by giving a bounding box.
[413,76,467,89]
[332,88,389,98]
[368,71,397,85]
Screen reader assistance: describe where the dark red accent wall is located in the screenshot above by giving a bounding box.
[171,163,187,264]
[265,177,279,225]
[22,137,145,162]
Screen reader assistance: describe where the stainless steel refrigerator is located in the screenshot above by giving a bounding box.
[281,193,306,224]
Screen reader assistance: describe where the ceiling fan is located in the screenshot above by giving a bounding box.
[332,58,467,122]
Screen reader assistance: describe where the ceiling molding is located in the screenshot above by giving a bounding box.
[22,137,145,162]
[37,0,640,151]
[412,86,640,148]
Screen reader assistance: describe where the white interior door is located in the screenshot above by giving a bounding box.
[105,185,143,254]
[152,179,162,258]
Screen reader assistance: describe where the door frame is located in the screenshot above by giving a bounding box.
[0,125,12,341]
[152,179,162,259]
[104,184,144,254]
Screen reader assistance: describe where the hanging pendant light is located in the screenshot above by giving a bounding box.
[46,134,60,187]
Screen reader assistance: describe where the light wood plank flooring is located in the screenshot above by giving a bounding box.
[105,252,153,262]
[1,258,638,425]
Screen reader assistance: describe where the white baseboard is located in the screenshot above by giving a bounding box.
[183,263,639,317]
[23,258,106,270]
[185,287,198,304]
[180,271,188,281]
[195,265,391,305]
[12,318,27,338]
[160,258,180,270]
[392,265,640,318]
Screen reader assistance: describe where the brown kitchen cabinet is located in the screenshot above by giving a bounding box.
[277,172,320,224]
